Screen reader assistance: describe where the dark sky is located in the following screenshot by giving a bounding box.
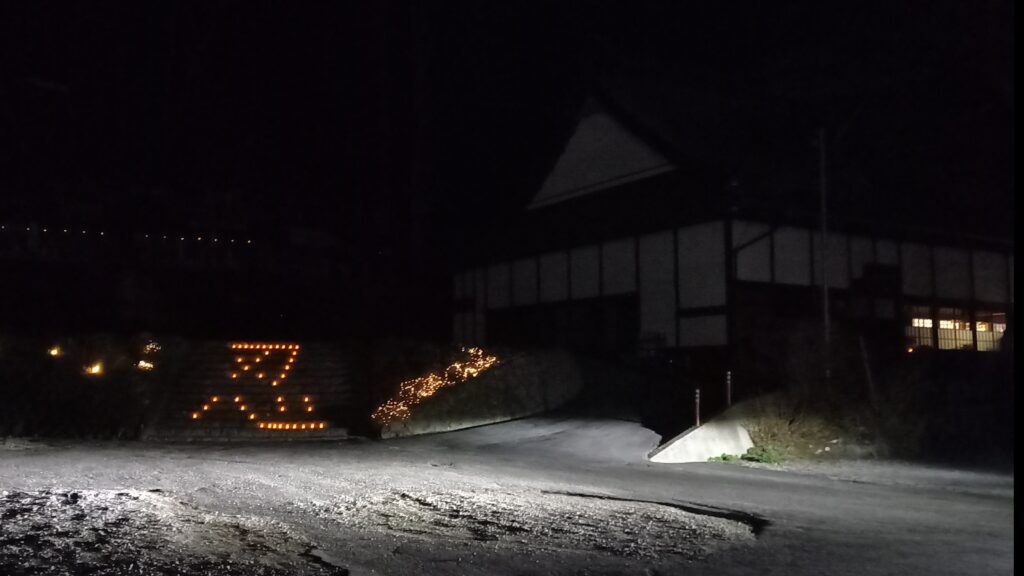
[0,1,1013,249]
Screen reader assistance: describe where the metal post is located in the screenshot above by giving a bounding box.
[694,388,701,427]
[726,370,732,407]
[819,127,831,383]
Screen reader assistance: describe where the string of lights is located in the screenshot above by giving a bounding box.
[1,223,254,245]
[372,347,498,426]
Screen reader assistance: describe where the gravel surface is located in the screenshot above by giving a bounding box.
[0,416,1014,575]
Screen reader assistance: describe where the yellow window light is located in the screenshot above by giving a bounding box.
[48,346,62,357]
[136,360,155,371]
[84,362,104,376]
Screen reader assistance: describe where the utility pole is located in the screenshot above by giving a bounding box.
[818,127,831,384]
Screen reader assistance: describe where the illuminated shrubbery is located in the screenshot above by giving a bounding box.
[371,347,498,425]
[0,334,180,438]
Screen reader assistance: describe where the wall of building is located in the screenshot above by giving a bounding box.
[454,220,728,351]
[457,217,1013,355]
[730,219,1014,352]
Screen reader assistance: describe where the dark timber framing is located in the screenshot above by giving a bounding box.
[724,218,736,376]
[673,227,680,347]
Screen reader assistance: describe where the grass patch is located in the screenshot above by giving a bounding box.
[709,446,785,464]
[740,445,784,464]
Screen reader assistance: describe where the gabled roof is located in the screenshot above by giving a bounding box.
[528,98,675,209]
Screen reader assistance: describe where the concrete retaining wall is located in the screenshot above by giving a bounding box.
[648,404,754,463]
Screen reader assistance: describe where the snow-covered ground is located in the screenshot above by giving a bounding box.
[0,416,1014,575]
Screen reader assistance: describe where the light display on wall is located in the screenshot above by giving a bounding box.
[188,342,325,432]
[372,347,498,426]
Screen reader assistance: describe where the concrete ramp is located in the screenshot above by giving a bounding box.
[648,411,754,464]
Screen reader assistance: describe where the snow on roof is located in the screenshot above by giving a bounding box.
[529,100,675,209]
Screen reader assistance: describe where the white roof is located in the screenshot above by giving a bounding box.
[529,102,675,209]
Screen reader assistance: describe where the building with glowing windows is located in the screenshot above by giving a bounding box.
[451,99,1014,395]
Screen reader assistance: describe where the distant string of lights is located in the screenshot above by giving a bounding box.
[189,342,328,432]
[372,347,498,426]
[1,222,253,245]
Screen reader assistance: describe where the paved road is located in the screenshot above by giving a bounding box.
[1,417,1014,575]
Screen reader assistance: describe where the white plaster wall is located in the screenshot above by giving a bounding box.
[678,221,726,307]
[512,258,538,306]
[773,227,812,286]
[813,232,850,289]
[849,236,874,280]
[602,237,637,295]
[933,247,971,300]
[487,262,511,309]
[539,251,569,303]
[901,243,933,297]
[639,231,676,347]
[570,245,600,299]
[973,251,1009,304]
[732,220,771,282]
[875,240,899,266]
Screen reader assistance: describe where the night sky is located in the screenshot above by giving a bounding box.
[0,1,1013,335]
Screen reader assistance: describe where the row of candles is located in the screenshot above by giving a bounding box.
[190,342,328,431]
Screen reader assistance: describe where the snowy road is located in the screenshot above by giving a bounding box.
[0,417,1014,575]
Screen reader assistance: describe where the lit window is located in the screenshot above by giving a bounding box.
[976,311,1008,351]
[904,305,934,348]
[937,308,972,350]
